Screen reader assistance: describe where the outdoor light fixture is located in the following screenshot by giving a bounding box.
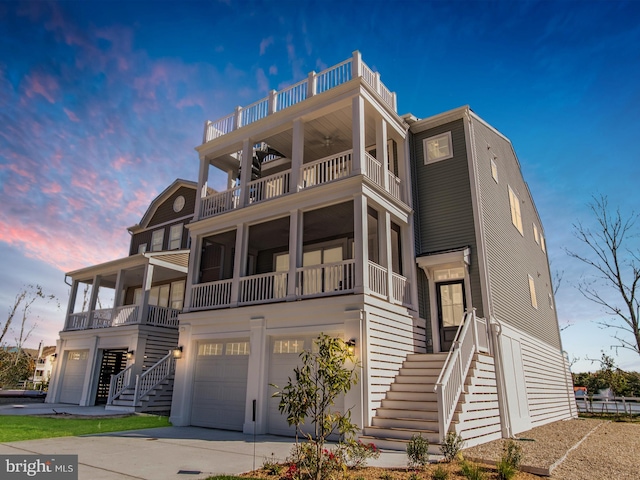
[52,353,58,361]
[126,350,135,360]
[173,346,184,359]
[346,339,356,355]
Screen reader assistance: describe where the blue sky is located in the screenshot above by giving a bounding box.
[1,0,639,372]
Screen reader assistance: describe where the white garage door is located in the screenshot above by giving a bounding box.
[59,350,89,404]
[268,335,344,437]
[191,339,250,431]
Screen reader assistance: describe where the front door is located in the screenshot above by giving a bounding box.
[437,280,466,351]
[95,349,127,404]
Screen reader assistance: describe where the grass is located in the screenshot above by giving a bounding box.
[0,414,171,442]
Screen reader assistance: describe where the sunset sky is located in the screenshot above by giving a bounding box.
[1,0,639,372]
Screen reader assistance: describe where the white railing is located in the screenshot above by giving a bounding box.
[147,305,180,328]
[91,308,114,328]
[473,315,490,354]
[296,260,355,297]
[66,312,89,330]
[365,152,383,187]
[112,305,139,326]
[391,272,411,305]
[107,364,134,405]
[368,261,388,297]
[133,351,176,406]
[434,309,482,442]
[202,52,395,143]
[239,272,288,305]
[248,170,290,204]
[200,186,241,219]
[191,279,233,309]
[575,394,640,415]
[387,171,402,202]
[301,150,352,188]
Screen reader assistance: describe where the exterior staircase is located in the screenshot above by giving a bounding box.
[106,374,175,413]
[360,352,500,453]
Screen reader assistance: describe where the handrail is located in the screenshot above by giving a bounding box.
[133,351,175,406]
[107,364,134,405]
[434,309,481,442]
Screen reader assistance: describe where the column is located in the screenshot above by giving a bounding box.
[170,323,193,426]
[354,194,369,294]
[382,211,394,302]
[138,264,155,324]
[195,156,209,219]
[114,269,126,309]
[183,235,200,312]
[239,138,252,207]
[376,116,389,190]
[343,309,364,430]
[287,210,302,300]
[352,96,365,175]
[87,275,101,328]
[244,317,267,434]
[64,280,79,330]
[230,224,248,307]
[291,119,304,192]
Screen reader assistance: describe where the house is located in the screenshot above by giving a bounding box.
[32,345,57,387]
[46,179,197,410]
[47,52,576,450]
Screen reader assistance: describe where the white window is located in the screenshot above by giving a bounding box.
[170,280,185,310]
[226,342,250,355]
[541,235,546,253]
[490,158,498,182]
[508,186,523,235]
[151,229,164,251]
[273,339,305,354]
[533,223,539,244]
[198,343,223,356]
[138,243,147,254]
[169,224,183,250]
[423,132,453,164]
[528,275,538,309]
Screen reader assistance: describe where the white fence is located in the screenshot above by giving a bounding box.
[575,394,640,414]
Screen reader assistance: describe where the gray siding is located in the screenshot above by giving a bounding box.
[470,117,561,349]
[411,119,484,323]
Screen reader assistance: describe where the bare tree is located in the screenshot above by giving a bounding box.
[567,195,640,356]
[1,284,58,349]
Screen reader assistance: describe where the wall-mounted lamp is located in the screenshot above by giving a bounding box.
[172,346,184,359]
[126,350,135,360]
[52,353,58,361]
[346,339,356,355]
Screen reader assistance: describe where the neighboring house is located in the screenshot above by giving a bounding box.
[46,180,197,410]
[47,52,576,450]
[32,345,57,386]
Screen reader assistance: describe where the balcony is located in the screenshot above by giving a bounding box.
[65,305,180,331]
[199,148,403,221]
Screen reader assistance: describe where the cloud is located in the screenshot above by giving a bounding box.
[63,108,79,122]
[22,71,59,103]
[269,65,278,75]
[259,36,274,55]
[256,68,269,94]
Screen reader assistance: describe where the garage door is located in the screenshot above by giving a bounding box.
[268,335,344,437]
[191,339,249,431]
[59,350,89,404]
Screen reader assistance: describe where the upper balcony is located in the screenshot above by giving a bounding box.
[195,51,409,224]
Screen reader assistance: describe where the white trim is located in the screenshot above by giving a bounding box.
[423,131,453,165]
[528,274,538,309]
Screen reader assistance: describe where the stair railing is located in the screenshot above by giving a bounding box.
[434,309,481,442]
[133,351,176,406]
[107,364,134,405]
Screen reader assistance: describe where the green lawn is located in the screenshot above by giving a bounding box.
[0,414,171,442]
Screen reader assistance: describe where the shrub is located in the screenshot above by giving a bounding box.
[341,439,381,469]
[496,440,523,480]
[440,432,465,462]
[406,434,430,468]
[380,473,394,480]
[408,473,420,480]
[262,455,283,475]
[431,465,449,480]
[459,461,486,480]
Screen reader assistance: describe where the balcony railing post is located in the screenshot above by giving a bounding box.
[268,89,277,114]
[233,106,242,130]
[203,120,211,143]
[307,71,316,97]
[374,71,381,94]
[351,50,362,78]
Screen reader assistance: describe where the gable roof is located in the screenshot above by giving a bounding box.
[128,179,197,234]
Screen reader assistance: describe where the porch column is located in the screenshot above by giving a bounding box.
[64,280,79,330]
[183,235,200,312]
[291,118,304,192]
[114,269,126,309]
[239,138,252,207]
[44,339,63,403]
[399,136,411,205]
[403,218,419,310]
[170,323,193,426]
[230,223,248,307]
[287,209,302,300]
[376,116,389,190]
[138,264,155,325]
[195,156,209,219]
[354,193,369,294]
[244,317,267,434]
[381,211,394,303]
[87,275,101,328]
[352,95,365,175]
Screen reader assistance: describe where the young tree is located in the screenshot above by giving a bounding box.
[273,334,359,480]
[567,195,640,356]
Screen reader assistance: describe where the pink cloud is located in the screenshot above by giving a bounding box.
[260,36,274,55]
[63,108,79,122]
[112,156,130,171]
[42,182,62,194]
[23,71,59,103]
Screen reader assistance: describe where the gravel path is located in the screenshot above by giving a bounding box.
[463,418,640,478]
